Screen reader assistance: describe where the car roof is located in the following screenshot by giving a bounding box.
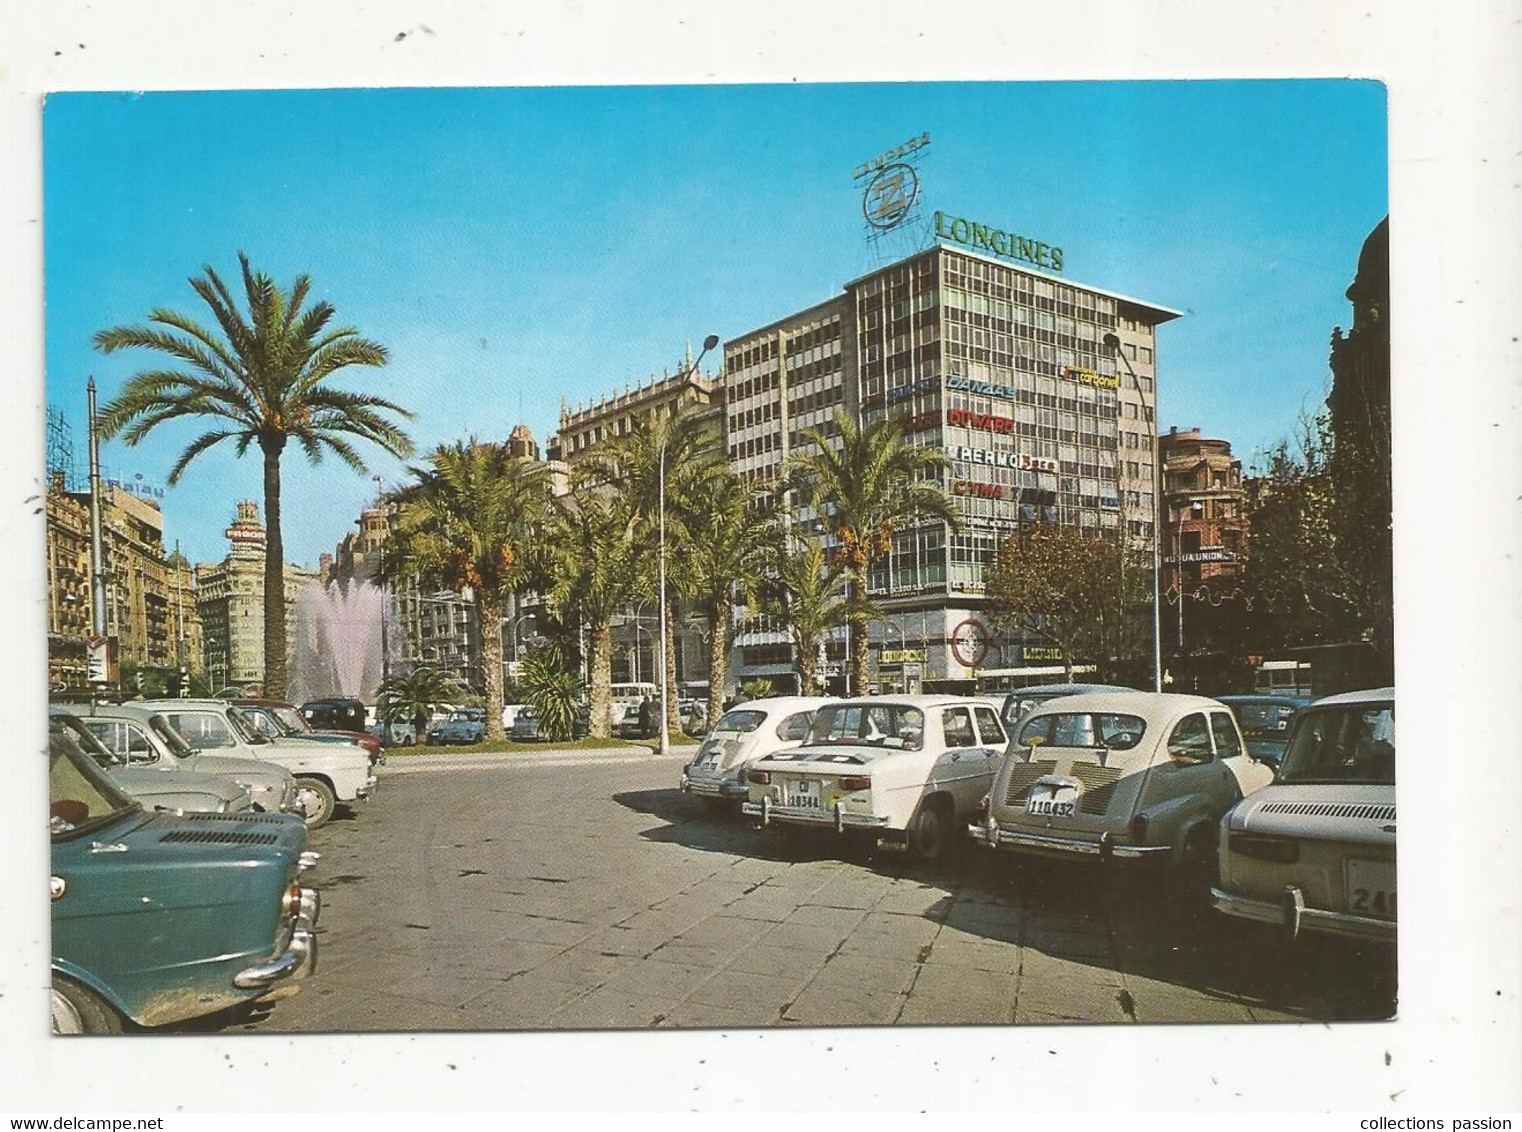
[1308,687,1395,707]
[1004,683,1135,696]
[726,696,833,713]
[822,694,999,709]
[142,697,230,709]
[1024,691,1229,716]
[50,700,161,722]
[1217,694,1309,707]
[231,697,295,709]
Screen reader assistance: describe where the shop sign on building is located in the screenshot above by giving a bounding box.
[880,648,927,664]
[946,445,1058,474]
[946,374,1020,400]
[953,479,1006,499]
[934,210,1064,273]
[1021,645,1064,662]
[946,408,1014,434]
[1063,365,1120,390]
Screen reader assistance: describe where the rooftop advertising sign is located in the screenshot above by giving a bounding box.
[935,210,1064,273]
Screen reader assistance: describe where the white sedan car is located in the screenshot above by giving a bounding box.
[742,696,1010,860]
[1211,688,1396,942]
[679,697,830,809]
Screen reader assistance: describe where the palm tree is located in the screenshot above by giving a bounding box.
[785,410,959,693]
[94,253,414,698]
[380,440,548,741]
[377,666,456,746]
[760,536,856,695]
[538,490,642,740]
[672,468,776,726]
[579,406,722,734]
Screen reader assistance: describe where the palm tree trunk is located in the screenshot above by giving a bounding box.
[706,596,732,727]
[663,599,681,735]
[261,441,288,699]
[795,632,817,696]
[588,621,612,740]
[849,566,869,695]
[479,591,505,742]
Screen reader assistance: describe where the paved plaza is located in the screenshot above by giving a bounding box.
[211,750,1396,1032]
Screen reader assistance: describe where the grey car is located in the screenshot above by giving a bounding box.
[66,700,301,817]
[50,710,252,814]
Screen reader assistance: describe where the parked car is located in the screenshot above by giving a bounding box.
[236,698,384,766]
[1217,694,1310,768]
[428,707,487,745]
[142,698,376,829]
[742,695,1010,860]
[511,703,590,742]
[996,682,1136,728]
[1212,688,1396,942]
[62,700,300,817]
[50,710,253,815]
[970,692,1275,894]
[680,696,831,811]
[50,727,320,1033]
[371,719,416,746]
[299,697,367,733]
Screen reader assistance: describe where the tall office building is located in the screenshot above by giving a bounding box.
[725,241,1179,692]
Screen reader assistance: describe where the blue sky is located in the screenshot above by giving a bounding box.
[43,80,1387,567]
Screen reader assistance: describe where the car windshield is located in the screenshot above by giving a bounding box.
[148,715,197,758]
[271,706,309,733]
[50,729,139,836]
[164,710,238,750]
[226,706,269,745]
[713,710,767,734]
[1277,703,1395,785]
[1018,712,1147,750]
[807,703,924,751]
[1231,701,1299,736]
[53,717,122,767]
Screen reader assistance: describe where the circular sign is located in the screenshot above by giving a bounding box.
[862,163,920,231]
[949,617,990,669]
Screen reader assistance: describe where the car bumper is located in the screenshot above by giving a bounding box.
[968,819,1171,860]
[233,886,321,988]
[1210,884,1397,942]
[742,798,891,832]
[355,775,378,801]
[680,767,747,799]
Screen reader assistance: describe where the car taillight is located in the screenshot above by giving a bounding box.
[1229,834,1300,864]
[281,882,302,918]
[748,770,770,785]
[1129,813,1149,843]
[838,776,870,792]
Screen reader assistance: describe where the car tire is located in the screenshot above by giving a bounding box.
[52,976,124,1035]
[908,797,953,862]
[294,777,337,830]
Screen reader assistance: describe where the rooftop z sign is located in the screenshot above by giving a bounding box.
[863,164,920,231]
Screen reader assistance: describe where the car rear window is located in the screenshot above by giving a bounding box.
[808,703,925,751]
[1018,712,1146,750]
[1278,703,1395,786]
[1232,701,1299,735]
[714,710,767,734]
[775,712,813,742]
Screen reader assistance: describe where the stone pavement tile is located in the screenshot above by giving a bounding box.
[785,903,870,932]
[596,958,716,1002]
[760,868,838,892]
[940,911,1021,946]
[659,999,781,1029]
[685,966,814,1010]
[527,945,639,989]
[646,941,736,969]
[874,882,954,917]
[369,972,498,1009]
[546,987,674,1030]
[725,944,830,980]
[944,894,1024,929]
[896,992,1014,1026]
[1015,974,1134,1022]
[812,951,919,996]
[1120,975,1254,1024]
[908,962,1018,1010]
[806,880,893,911]
[672,914,778,951]
[581,924,670,958]
[615,906,710,938]
[920,936,1023,975]
[1019,946,1122,985]
[782,983,907,1026]
[457,972,592,1025]
[495,915,598,947]
[1021,925,1113,961]
[763,919,856,953]
[721,889,804,923]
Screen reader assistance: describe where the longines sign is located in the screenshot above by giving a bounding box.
[935,210,1064,273]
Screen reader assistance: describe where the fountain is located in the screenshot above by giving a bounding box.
[287,575,400,706]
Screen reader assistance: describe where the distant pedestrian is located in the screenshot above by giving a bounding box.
[637,695,655,739]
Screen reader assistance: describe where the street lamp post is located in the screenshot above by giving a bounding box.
[659,332,720,757]
[1104,332,1162,693]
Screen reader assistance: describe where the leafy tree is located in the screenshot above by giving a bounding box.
[739,678,775,701]
[380,440,548,741]
[985,523,1150,682]
[95,254,414,698]
[785,411,958,693]
[758,536,855,695]
[670,468,776,726]
[516,647,583,743]
[538,490,642,739]
[377,666,456,746]
[578,406,723,735]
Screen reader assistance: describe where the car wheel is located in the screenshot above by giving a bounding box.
[52,976,123,1035]
[908,797,953,861]
[294,778,337,830]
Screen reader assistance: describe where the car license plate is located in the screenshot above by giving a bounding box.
[1026,783,1077,818]
[786,779,822,809]
[1345,859,1397,919]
